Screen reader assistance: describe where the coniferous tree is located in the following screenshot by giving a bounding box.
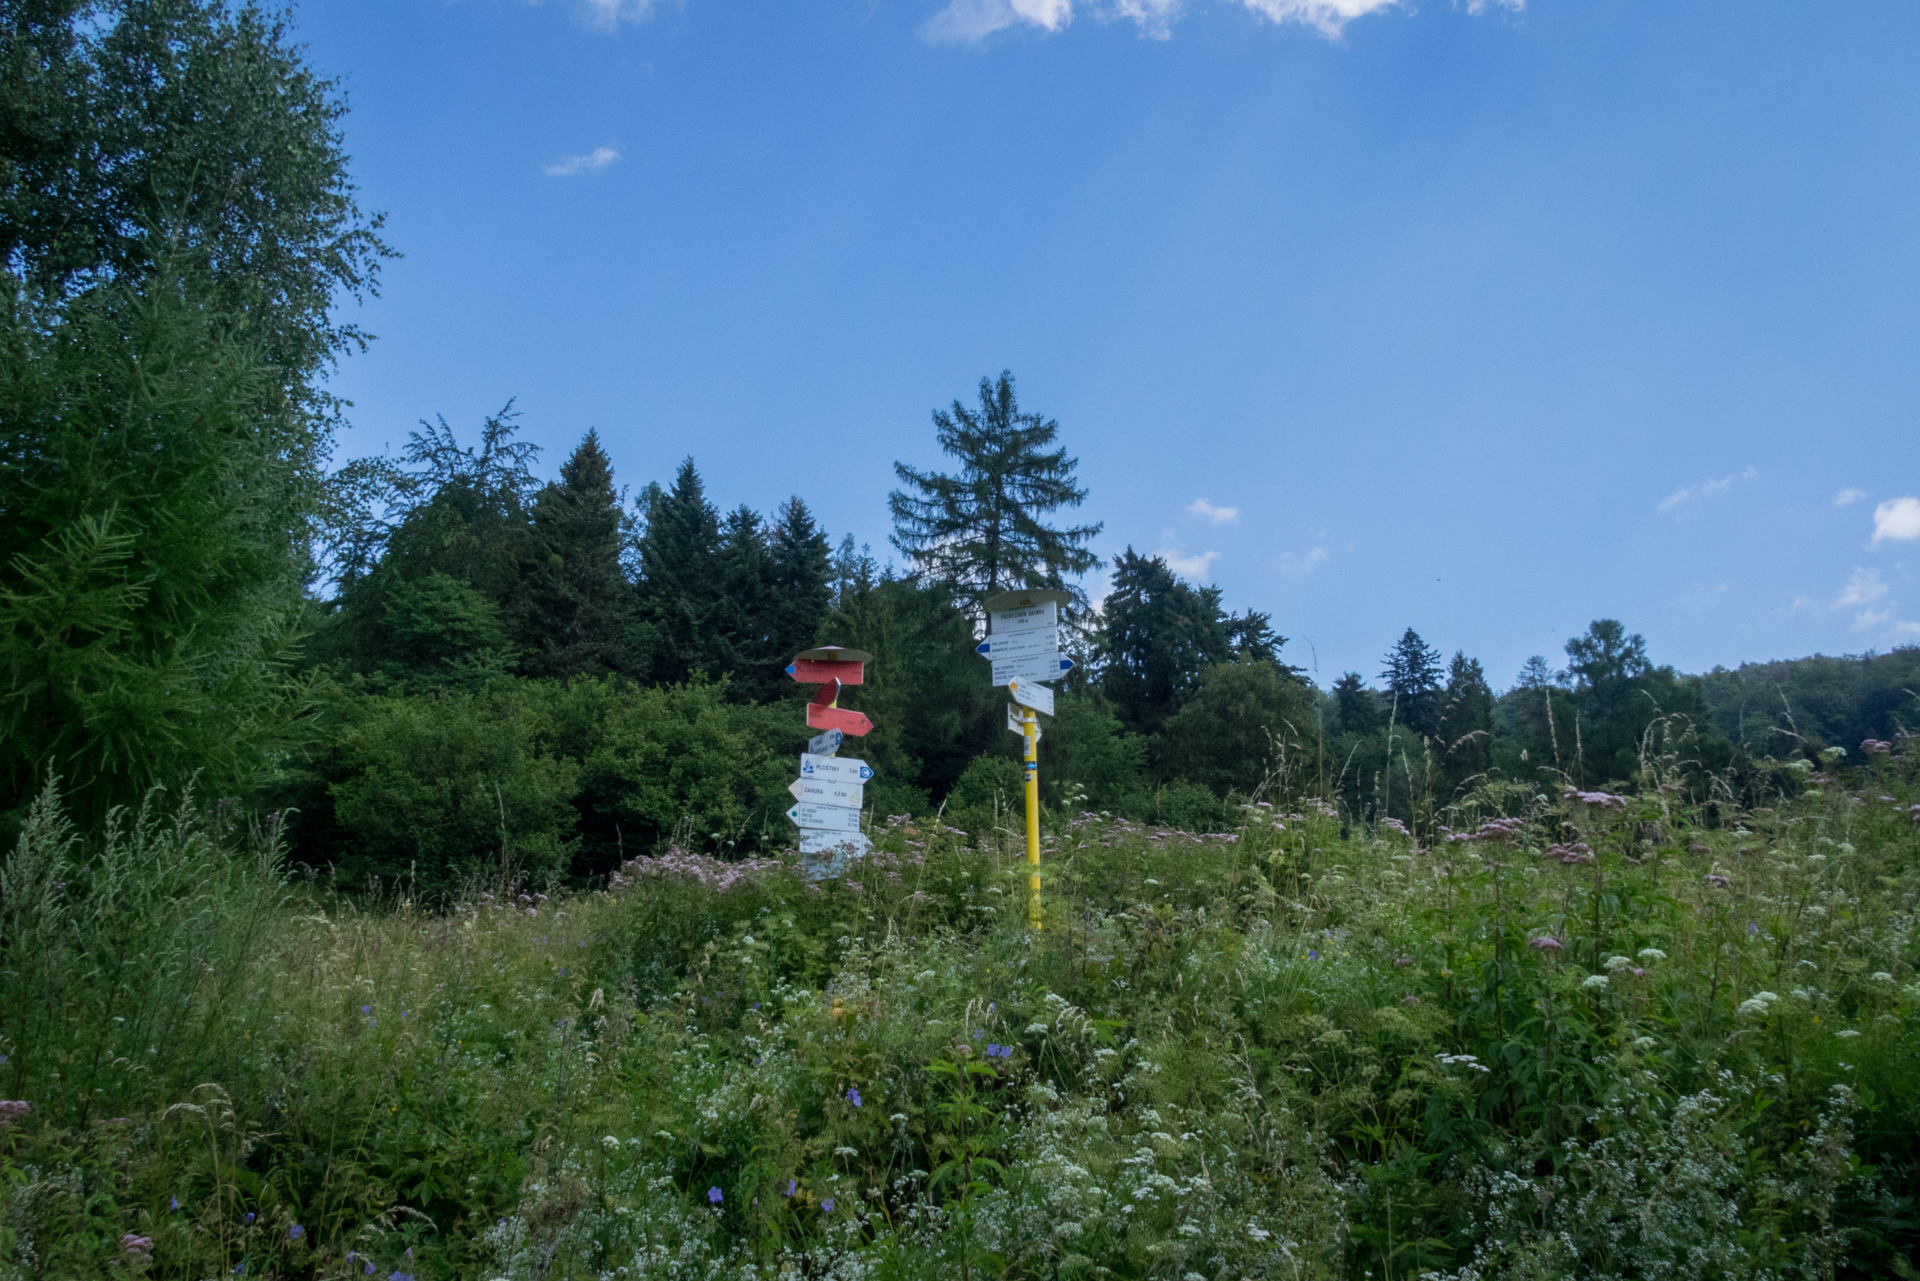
[1099,549,1232,736]
[711,505,778,698]
[1381,628,1444,737]
[1332,673,1381,736]
[888,371,1102,614]
[636,458,722,685]
[1437,651,1494,787]
[766,497,832,662]
[519,430,637,681]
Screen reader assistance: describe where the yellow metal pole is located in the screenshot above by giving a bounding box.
[1023,705,1041,930]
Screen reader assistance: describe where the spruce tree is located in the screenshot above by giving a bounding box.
[712,505,777,697]
[1332,673,1381,735]
[636,458,722,684]
[888,371,1102,613]
[1381,628,1444,736]
[519,430,637,680]
[1099,548,1231,735]
[767,497,832,661]
[1438,651,1494,784]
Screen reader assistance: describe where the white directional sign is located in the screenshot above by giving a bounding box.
[989,601,1058,635]
[975,631,1059,662]
[807,728,844,757]
[799,753,875,784]
[1008,677,1055,716]
[799,830,872,858]
[790,777,864,808]
[789,802,862,833]
[992,652,1072,685]
[1007,703,1043,739]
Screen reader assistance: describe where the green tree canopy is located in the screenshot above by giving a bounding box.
[636,458,723,685]
[888,371,1101,614]
[520,430,637,681]
[1381,627,1444,736]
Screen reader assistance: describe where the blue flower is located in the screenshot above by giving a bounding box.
[1307,949,1319,961]
[364,1262,375,1274]
[244,1212,254,1223]
[972,1029,984,1040]
[361,1005,370,1014]
[821,1198,835,1212]
[288,1224,304,1240]
[786,1179,797,1197]
[170,1196,179,1210]
[846,1087,862,1108]
[708,1187,723,1204]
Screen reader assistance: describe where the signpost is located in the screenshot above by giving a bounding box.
[784,646,875,877]
[978,588,1073,931]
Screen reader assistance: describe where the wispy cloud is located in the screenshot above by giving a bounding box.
[577,0,667,31]
[924,0,1514,44]
[1189,498,1239,525]
[1898,620,1920,636]
[923,0,1070,43]
[1835,567,1888,609]
[1872,496,1920,544]
[1280,547,1328,574]
[1854,608,1892,631]
[1658,465,1757,513]
[1835,488,1867,507]
[544,147,620,177]
[1157,549,1219,580]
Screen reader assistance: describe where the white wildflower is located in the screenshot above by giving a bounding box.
[1604,955,1633,971]
[1582,974,1610,990]
[1637,948,1667,962]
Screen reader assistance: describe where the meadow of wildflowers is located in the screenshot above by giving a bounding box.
[1,737,1917,1279]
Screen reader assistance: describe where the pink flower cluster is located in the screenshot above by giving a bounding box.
[1563,789,1627,809]
[1544,842,1594,864]
[0,1100,28,1128]
[1447,817,1525,844]
[609,846,790,894]
[1862,739,1893,756]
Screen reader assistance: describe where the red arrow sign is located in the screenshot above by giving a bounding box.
[805,677,872,736]
[787,659,865,686]
[807,704,873,736]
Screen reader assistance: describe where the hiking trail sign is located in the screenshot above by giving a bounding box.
[978,589,1074,930]
[784,646,874,874]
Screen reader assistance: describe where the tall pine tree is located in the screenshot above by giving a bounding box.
[1381,628,1444,737]
[636,458,722,685]
[1099,549,1231,736]
[888,371,1102,614]
[519,430,637,680]
[767,496,832,661]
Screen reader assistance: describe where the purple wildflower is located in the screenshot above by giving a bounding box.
[122,1234,153,1257]
[1528,936,1563,952]
[787,1179,797,1197]
[708,1187,723,1204]
[288,1224,304,1240]
[821,1198,835,1212]
[0,1100,26,1128]
[846,1087,862,1108]
[170,1196,179,1210]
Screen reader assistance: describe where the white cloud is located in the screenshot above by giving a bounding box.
[928,0,1512,43]
[1658,465,1757,513]
[544,147,620,177]
[1835,488,1867,507]
[923,0,1071,43]
[1235,0,1400,36]
[1189,498,1239,525]
[1835,567,1888,609]
[1157,549,1219,580]
[1872,496,1920,544]
[1280,547,1328,574]
[1108,0,1183,38]
[1854,608,1891,631]
[578,0,665,31]
[1898,620,1920,636]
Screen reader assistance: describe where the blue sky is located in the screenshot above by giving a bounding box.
[300,0,1920,689]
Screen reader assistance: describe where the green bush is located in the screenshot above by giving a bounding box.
[328,684,581,891]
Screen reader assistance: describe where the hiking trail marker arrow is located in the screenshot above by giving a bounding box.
[785,646,875,877]
[978,588,1074,932]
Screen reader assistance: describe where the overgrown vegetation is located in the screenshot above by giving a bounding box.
[3,739,1917,1278]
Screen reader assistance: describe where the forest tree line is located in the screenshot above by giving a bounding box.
[2,0,1916,894]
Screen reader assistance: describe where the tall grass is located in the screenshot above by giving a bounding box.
[1,740,1916,1279]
